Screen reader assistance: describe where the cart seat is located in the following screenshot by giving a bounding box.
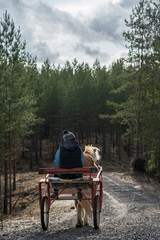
[48,175,91,182]
[48,175,91,190]
[48,176,84,181]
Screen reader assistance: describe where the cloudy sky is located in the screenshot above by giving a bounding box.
[0,0,139,68]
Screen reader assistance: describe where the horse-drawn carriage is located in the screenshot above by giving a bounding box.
[39,165,103,230]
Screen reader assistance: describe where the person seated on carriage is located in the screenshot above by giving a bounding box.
[51,130,84,198]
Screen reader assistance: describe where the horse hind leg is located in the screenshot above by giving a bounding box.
[76,201,83,227]
[81,200,92,226]
[83,210,89,226]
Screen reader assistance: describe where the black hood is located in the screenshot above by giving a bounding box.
[61,140,79,151]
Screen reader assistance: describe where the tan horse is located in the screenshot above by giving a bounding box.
[76,145,101,227]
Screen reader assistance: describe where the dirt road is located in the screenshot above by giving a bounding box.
[1,171,160,240]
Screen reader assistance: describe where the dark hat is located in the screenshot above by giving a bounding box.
[62,130,76,141]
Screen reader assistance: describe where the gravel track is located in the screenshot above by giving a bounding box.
[1,171,160,240]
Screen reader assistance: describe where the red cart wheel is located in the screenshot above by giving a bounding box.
[93,194,100,229]
[41,196,49,230]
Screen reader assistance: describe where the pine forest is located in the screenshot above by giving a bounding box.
[0,0,160,216]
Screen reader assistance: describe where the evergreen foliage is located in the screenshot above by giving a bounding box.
[0,11,39,214]
[1,0,160,215]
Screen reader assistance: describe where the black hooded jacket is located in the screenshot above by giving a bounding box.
[56,140,83,179]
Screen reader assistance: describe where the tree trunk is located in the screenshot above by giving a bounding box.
[4,158,8,215]
[0,170,2,214]
[52,140,55,159]
[39,137,42,158]
[102,122,106,159]
[13,153,16,191]
[118,133,121,162]
[35,135,39,165]
[158,146,160,175]
[86,130,89,145]
[22,138,25,159]
[81,129,84,144]
[136,116,140,159]
[116,134,118,146]
[0,170,3,230]
[30,146,33,170]
[78,128,81,144]
[95,134,98,144]
[108,141,111,162]
[112,133,115,149]
[8,140,12,214]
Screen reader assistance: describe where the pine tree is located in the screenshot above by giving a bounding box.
[122,0,155,168]
[139,0,160,175]
[0,11,38,214]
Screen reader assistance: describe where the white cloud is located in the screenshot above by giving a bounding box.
[0,0,138,68]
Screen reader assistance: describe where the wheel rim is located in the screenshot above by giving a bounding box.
[41,196,49,230]
[96,197,100,226]
[93,195,100,229]
[44,197,49,226]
